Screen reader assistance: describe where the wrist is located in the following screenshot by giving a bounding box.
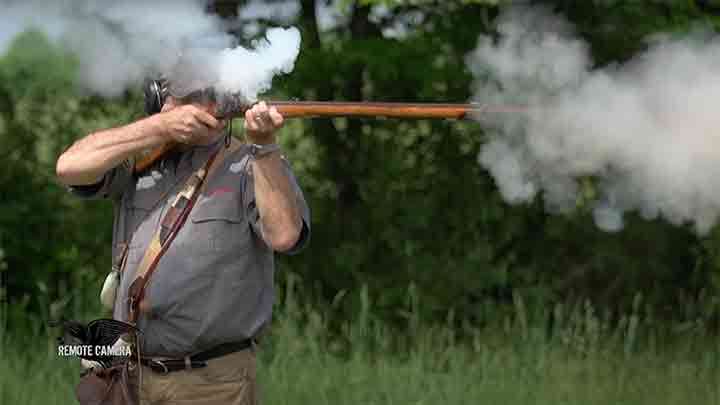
[148,113,172,141]
[245,130,277,145]
[249,143,281,160]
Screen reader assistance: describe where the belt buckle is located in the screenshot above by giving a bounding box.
[150,359,170,375]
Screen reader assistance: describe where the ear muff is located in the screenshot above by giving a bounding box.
[143,78,167,115]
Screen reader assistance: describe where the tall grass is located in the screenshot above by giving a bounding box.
[2,278,719,404]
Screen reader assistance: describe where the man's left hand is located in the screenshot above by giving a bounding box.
[244,101,284,144]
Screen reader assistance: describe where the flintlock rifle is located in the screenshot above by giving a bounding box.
[134,100,525,173]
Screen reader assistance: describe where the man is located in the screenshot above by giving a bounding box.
[56,87,310,404]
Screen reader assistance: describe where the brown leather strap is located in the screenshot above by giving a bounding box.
[127,139,244,324]
[113,243,129,273]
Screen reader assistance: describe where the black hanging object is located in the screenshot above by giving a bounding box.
[225,119,233,147]
[50,318,139,367]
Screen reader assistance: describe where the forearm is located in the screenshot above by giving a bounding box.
[252,153,303,251]
[56,114,168,186]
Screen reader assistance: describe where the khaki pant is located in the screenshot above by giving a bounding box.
[132,348,258,405]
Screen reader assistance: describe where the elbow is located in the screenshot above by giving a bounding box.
[55,153,75,186]
[267,222,302,253]
[55,148,104,186]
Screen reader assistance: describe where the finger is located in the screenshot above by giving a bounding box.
[256,101,268,114]
[251,108,269,129]
[193,109,220,129]
[249,104,260,118]
[189,125,211,144]
[198,126,212,140]
[161,97,177,112]
[245,110,257,131]
[177,130,193,144]
[258,111,272,128]
[245,109,259,132]
[256,104,272,123]
[191,119,209,132]
[269,108,284,127]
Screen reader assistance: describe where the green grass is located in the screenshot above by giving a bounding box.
[2,286,719,404]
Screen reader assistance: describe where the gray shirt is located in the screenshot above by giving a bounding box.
[70,139,310,356]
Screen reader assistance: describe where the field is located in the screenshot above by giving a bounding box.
[2,286,718,405]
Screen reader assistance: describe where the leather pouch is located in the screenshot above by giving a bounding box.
[76,363,137,405]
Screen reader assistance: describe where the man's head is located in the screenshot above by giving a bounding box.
[144,78,218,115]
[144,78,228,147]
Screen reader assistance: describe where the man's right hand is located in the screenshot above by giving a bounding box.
[160,101,225,146]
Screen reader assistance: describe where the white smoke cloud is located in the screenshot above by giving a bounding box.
[237,0,401,37]
[0,0,301,100]
[239,0,299,23]
[236,0,300,37]
[216,27,300,102]
[469,6,720,234]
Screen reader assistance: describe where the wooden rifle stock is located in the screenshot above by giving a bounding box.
[134,101,523,173]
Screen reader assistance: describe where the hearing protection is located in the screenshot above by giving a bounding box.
[143,78,168,116]
[143,77,220,115]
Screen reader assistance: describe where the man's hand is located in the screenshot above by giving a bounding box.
[160,100,225,146]
[244,101,284,144]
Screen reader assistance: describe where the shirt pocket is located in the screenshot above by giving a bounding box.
[124,173,169,242]
[131,174,165,211]
[189,191,251,255]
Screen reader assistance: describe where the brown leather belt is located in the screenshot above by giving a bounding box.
[139,339,256,374]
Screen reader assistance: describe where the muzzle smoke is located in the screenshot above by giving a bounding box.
[0,0,300,101]
[468,7,720,234]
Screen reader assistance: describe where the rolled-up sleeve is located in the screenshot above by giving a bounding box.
[67,159,134,200]
[242,155,311,255]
